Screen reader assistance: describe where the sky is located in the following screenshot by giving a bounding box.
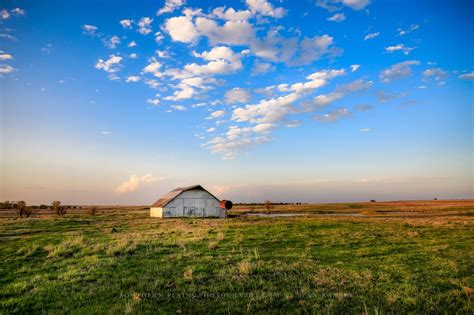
[0,0,473,205]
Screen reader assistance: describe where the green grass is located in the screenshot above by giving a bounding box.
[0,206,473,314]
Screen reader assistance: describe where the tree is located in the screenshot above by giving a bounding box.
[51,201,66,217]
[264,200,273,211]
[17,201,26,218]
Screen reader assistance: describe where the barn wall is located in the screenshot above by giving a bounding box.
[162,189,226,218]
[150,207,163,217]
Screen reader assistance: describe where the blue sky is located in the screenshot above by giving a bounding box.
[1,0,473,204]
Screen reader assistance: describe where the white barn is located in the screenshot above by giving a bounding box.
[150,185,231,218]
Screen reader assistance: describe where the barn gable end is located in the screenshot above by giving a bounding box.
[150,185,227,218]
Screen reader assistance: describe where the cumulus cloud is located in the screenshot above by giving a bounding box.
[385,44,414,55]
[104,35,121,49]
[251,61,275,75]
[316,0,370,11]
[101,131,112,135]
[328,13,346,22]
[306,79,373,109]
[114,174,163,193]
[1,8,25,20]
[204,124,275,160]
[95,55,123,73]
[397,24,419,36]
[126,75,140,82]
[162,12,339,66]
[209,110,226,119]
[157,0,186,15]
[164,15,200,43]
[364,32,379,41]
[232,69,346,124]
[350,64,360,72]
[422,68,448,82]
[128,41,137,47]
[0,64,15,74]
[147,99,161,105]
[379,60,420,83]
[245,0,286,18]
[171,105,187,111]
[314,107,350,122]
[0,51,13,60]
[137,17,153,35]
[225,88,251,104]
[119,19,133,29]
[459,72,474,80]
[82,24,98,35]
[212,7,253,21]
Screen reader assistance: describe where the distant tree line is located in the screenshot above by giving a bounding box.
[0,200,97,218]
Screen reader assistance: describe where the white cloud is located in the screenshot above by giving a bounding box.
[422,68,448,81]
[328,13,345,22]
[0,10,9,19]
[147,99,161,105]
[95,55,123,73]
[129,53,138,59]
[171,105,187,111]
[195,18,255,46]
[350,64,360,72]
[101,130,112,135]
[119,19,133,29]
[10,8,25,16]
[316,0,370,11]
[114,174,162,193]
[385,44,414,55]
[0,64,15,74]
[251,61,275,75]
[154,31,164,43]
[204,124,275,160]
[209,110,226,119]
[104,35,121,49]
[142,60,162,77]
[225,88,251,104]
[379,60,420,83]
[128,41,137,47]
[137,17,153,35]
[164,15,199,43]
[126,75,140,82]
[364,32,379,41]
[459,72,474,80]
[212,7,253,21]
[0,51,13,60]
[308,79,373,108]
[245,0,286,18]
[397,24,419,36]
[157,0,186,16]
[314,107,350,122]
[206,127,216,132]
[360,128,372,132]
[232,69,346,124]
[82,24,98,35]
[0,33,16,40]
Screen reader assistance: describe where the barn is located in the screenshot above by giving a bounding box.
[150,185,232,218]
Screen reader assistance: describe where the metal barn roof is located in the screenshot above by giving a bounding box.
[151,185,220,207]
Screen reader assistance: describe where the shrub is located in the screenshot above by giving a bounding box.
[16,201,33,218]
[264,200,273,211]
[51,201,66,217]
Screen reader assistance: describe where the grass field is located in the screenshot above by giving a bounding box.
[1,200,473,314]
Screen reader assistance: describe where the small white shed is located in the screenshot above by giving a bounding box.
[150,185,231,218]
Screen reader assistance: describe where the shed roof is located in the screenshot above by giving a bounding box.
[151,185,220,207]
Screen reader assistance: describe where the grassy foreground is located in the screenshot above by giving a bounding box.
[1,201,473,314]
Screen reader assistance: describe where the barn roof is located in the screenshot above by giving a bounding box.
[151,185,220,207]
